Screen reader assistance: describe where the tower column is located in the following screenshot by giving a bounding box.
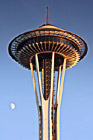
[56,58,66,140]
[49,52,55,140]
[30,55,66,140]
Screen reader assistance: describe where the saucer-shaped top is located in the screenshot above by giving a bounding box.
[8,24,88,70]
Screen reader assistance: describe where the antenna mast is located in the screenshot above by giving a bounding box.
[46,6,49,24]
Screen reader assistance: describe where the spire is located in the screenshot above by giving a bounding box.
[46,6,49,24]
[41,7,54,25]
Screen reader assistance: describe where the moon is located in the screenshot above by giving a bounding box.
[10,103,15,109]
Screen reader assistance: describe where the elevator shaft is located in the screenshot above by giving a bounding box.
[42,58,51,100]
[41,57,56,140]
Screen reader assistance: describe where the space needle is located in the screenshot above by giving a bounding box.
[8,7,88,140]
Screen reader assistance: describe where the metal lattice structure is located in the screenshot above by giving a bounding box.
[8,8,88,140]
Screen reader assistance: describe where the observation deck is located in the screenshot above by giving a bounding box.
[9,24,88,70]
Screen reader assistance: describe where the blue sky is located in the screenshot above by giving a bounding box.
[0,0,93,140]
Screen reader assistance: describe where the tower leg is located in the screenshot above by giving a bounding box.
[56,58,66,140]
[49,52,55,140]
[30,62,39,111]
[30,62,40,138]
